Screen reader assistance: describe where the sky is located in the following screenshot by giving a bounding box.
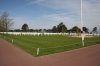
[0,0,100,31]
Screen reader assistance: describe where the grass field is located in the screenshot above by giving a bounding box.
[0,34,100,56]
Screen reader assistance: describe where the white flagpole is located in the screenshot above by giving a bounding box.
[81,0,84,46]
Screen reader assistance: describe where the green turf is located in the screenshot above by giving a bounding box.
[1,34,100,56]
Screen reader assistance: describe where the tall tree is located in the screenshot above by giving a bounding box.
[0,12,13,32]
[52,26,57,33]
[83,27,89,33]
[70,26,81,33]
[21,23,29,32]
[57,22,67,33]
[91,27,98,34]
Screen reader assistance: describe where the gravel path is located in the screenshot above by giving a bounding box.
[0,39,100,66]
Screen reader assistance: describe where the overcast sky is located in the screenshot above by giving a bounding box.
[0,0,100,31]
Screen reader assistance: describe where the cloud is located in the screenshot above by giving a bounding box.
[82,0,100,28]
[26,0,80,12]
[23,0,100,30]
[37,13,81,29]
[26,0,81,28]
[26,0,46,5]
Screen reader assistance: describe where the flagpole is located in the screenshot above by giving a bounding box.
[81,0,84,46]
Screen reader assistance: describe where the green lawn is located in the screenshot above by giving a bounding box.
[1,34,100,56]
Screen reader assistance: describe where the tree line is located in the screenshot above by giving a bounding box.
[20,22,98,34]
[0,12,98,34]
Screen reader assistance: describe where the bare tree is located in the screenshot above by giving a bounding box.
[0,12,13,32]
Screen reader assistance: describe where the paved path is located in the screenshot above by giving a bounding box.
[0,39,100,66]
